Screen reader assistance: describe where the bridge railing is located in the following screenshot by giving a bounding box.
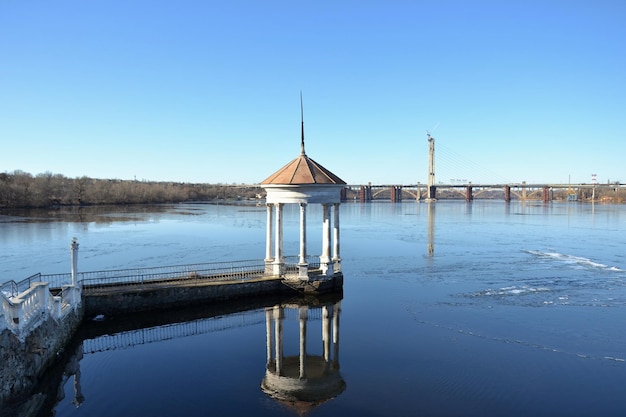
[39,256,324,293]
[0,250,328,337]
[83,308,269,354]
[1,273,49,336]
[0,280,18,299]
[1,273,43,298]
[82,303,327,354]
[67,259,270,293]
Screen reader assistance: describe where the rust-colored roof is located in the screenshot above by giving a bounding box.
[261,154,346,185]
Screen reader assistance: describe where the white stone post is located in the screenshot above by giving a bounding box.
[265,204,274,273]
[272,203,284,276]
[70,237,79,287]
[332,203,341,273]
[298,202,309,280]
[320,204,332,275]
[51,294,62,320]
[12,300,25,334]
[40,284,50,322]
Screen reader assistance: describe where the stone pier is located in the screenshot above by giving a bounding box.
[0,238,343,410]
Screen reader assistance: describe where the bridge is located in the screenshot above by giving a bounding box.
[340,132,624,203]
[341,182,624,202]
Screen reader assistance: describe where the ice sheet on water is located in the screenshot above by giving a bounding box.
[463,283,623,308]
[459,252,626,307]
[470,285,551,298]
[525,250,624,272]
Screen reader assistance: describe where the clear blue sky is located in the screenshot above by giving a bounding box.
[1,0,624,185]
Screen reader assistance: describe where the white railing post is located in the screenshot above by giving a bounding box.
[1,295,11,332]
[51,295,62,320]
[41,283,50,311]
[12,299,25,333]
[70,237,79,287]
[6,296,24,334]
[56,284,80,313]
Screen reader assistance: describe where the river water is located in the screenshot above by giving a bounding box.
[2,201,626,416]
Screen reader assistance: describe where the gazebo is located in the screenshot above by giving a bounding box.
[260,109,346,281]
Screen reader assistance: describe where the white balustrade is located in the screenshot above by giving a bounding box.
[0,282,81,340]
[9,283,47,335]
[0,238,82,339]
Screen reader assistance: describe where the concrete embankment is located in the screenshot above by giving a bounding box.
[83,275,343,317]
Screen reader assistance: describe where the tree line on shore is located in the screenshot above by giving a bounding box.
[2,170,624,209]
[0,171,263,208]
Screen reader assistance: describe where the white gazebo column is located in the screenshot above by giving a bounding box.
[320,203,332,275]
[298,202,309,280]
[272,203,284,276]
[299,306,308,379]
[332,203,341,273]
[265,204,274,274]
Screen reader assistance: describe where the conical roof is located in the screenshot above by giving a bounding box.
[261,153,346,185]
[261,95,345,187]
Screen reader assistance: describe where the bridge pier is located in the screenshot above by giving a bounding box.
[504,185,511,202]
[359,185,372,203]
[465,185,473,202]
[543,186,551,203]
[390,186,402,203]
[427,185,437,201]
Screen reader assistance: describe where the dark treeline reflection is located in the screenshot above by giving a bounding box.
[0,201,269,227]
[0,204,175,225]
[23,291,343,417]
[0,171,262,208]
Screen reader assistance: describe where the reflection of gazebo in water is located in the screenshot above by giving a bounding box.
[261,298,344,415]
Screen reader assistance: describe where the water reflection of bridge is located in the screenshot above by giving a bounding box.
[82,305,329,354]
[342,183,621,202]
[83,310,267,353]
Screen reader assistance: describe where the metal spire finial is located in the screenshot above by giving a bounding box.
[300,91,305,155]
